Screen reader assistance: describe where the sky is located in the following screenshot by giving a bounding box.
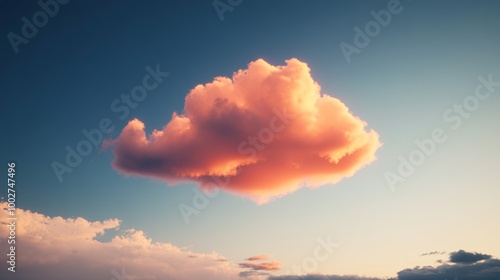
[1,0,500,279]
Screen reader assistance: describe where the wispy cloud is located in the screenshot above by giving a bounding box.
[239,261,281,271]
[247,255,272,261]
[420,251,446,256]
[269,275,383,280]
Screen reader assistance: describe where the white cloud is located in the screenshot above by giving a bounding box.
[0,202,240,280]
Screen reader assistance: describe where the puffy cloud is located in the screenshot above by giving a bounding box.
[239,261,282,271]
[107,58,381,203]
[268,251,500,280]
[0,202,240,280]
[397,259,500,280]
[449,249,492,264]
[247,255,273,261]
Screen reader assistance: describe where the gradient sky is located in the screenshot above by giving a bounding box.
[1,0,500,279]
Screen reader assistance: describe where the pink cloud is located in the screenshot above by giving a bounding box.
[239,261,282,271]
[106,58,381,203]
[247,254,272,261]
[0,202,241,280]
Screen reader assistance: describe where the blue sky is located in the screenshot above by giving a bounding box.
[1,1,500,279]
